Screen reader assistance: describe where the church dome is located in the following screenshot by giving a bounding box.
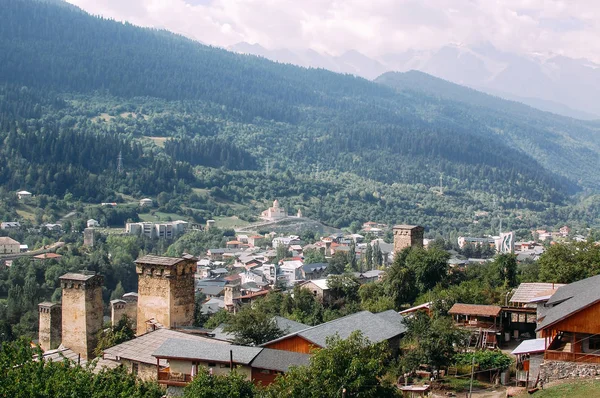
[273,199,280,208]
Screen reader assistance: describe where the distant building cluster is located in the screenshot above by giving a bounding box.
[125,220,189,239]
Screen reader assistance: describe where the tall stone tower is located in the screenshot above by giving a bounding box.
[135,255,196,334]
[83,228,95,247]
[393,225,424,253]
[60,272,104,360]
[38,302,62,351]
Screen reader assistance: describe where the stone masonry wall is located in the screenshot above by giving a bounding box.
[539,360,600,384]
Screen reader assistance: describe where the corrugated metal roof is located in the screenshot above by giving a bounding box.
[511,338,546,355]
[448,304,502,317]
[264,310,406,348]
[510,283,565,304]
[153,338,261,365]
[250,348,310,372]
[103,328,227,366]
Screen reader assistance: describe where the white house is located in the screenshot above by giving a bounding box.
[139,198,153,207]
[17,191,32,200]
[87,219,100,228]
[1,222,21,230]
[280,260,304,286]
[0,237,20,255]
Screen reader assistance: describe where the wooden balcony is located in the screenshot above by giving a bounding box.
[545,350,600,364]
[454,320,499,331]
[157,370,193,387]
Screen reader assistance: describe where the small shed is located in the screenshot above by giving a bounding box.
[87,219,100,228]
[17,190,32,200]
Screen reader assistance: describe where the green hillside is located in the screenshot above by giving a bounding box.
[1,0,600,234]
[376,71,600,189]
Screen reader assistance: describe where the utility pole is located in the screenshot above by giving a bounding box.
[469,356,475,398]
[439,173,444,195]
[117,151,123,174]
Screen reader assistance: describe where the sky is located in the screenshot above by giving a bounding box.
[65,0,600,62]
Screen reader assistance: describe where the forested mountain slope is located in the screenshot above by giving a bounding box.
[376,71,600,189]
[1,0,600,233]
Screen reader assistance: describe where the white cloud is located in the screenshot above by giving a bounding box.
[65,0,600,62]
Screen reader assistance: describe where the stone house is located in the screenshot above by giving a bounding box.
[0,236,20,255]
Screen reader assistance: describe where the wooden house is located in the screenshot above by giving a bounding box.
[537,274,600,364]
[262,310,406,357]
[448,304,502,348]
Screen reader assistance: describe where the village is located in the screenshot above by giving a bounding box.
[2,195,600,397]
[0,199,588,397]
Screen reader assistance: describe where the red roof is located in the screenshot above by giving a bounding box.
[224,274,241,281]
[226,240,242,245]
[448,303,502,317]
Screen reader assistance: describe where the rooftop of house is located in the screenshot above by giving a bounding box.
[537,274,600,331]
[199,285,225,296]
[353,270,384,279]
[399,302,431,315]
[211,316,309,342]
[448,303,502,318]
[302,263,328,273]
[510,283,566,304]
[0,237,20,245]
[301,278,329,290]
[153,338,262,365]
[263,310,405,348]
[250,348,310,372]
[104,328,228,367]
[511,338,546,355]
[134,255,188,266]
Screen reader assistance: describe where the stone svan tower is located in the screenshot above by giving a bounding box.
[59,272,104,360]
[110,292,138,331]
[38,302,62,351]
[393,225,424,253]
[135,255,196,334]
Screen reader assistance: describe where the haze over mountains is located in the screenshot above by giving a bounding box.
[229,42,600,121]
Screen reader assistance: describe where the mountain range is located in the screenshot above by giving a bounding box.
[228,42,600,121]
[1,0,600,232]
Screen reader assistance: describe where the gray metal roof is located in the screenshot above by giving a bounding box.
[302,263,328,273]
[264,311,406,348]
[103,328,227,366]
[511,338,546,355]
[510,283,565,304]
[134,255,186,266]
[153,338,262,365]
[250,348,310,372]
[537,274,600,331]
[273,316,310,334]
[200,285,225,296]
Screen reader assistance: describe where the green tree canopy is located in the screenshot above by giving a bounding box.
[265,331,400,398]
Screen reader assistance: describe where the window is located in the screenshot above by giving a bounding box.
[219,364,229,368]
[260,369,271,374]
[589,337,600,351]
[207,363,216,367]
[131,362,139,376]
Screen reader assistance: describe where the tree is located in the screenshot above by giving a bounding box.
[265,331,400,398]
[183,369,256,398]
[0,339,164,398]
[223,305,283,346]
[404,247,450,293]
[538,241,600,283]
[364,243,373,270]
[328,252,348,275]
[488,254,518,288]
[401,313,468,374]
[304,248,326,265]
[94,315,136,357]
